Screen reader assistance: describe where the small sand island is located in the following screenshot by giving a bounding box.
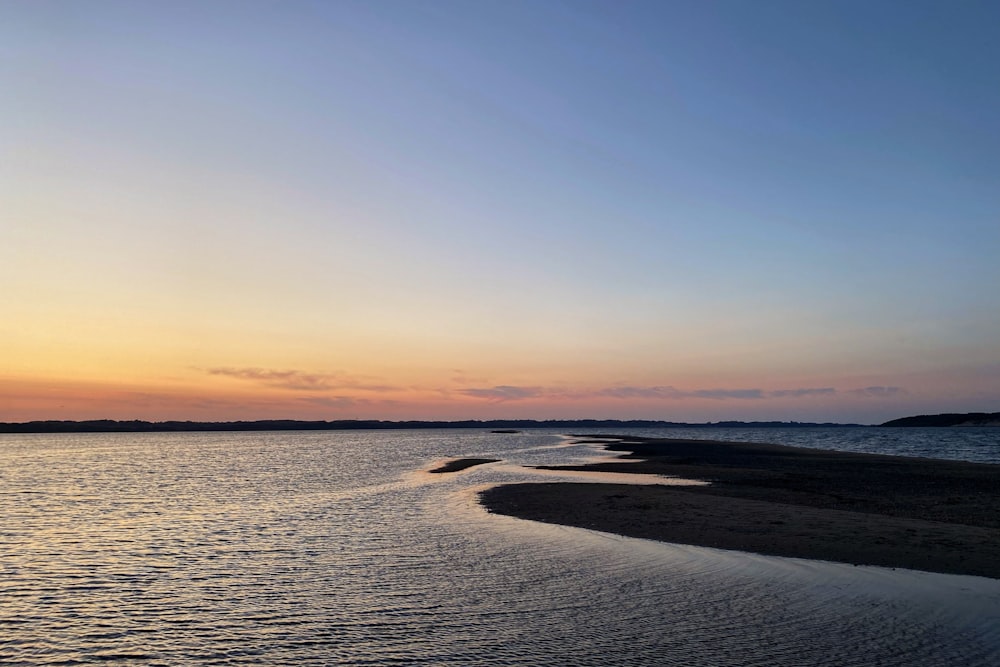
[479,436,1000,579]
[430,458,500,473]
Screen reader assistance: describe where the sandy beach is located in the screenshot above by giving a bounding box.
[479,436,1000,579]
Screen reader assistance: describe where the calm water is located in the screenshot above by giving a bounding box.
[2,428,999,666]
[585,425,1000,464]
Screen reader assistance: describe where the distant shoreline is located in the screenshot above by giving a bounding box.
[881,412,1000,427]
[3,411,996,433]
[0,419,864,434]
[479,435,1000,579]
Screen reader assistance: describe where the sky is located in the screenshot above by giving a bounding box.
[3,0,999,425]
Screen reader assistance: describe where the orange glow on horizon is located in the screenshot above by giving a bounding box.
[0,368,950,426]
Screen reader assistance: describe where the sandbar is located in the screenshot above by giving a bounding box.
[479,436,1000,579]
[430,458,500,473]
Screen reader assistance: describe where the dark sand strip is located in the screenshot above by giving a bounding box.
[430,458,500,473]
[479,437,1000,579]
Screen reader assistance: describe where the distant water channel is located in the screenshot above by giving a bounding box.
[601,425,1000,464]
[2,428,999,665]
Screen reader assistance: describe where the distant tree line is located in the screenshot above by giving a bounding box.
[881,412,1000,427]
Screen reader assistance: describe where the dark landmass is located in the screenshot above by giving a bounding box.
[0,419,863,434]
[429,458,500,473]
[881,412,1000,427]
[480,436,1000,579]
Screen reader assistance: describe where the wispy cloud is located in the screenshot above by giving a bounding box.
[849,386,907,398]
[206,367,397,393]
[770,387,837,398]
[457,384,841,402]
[690,388,766,400]
[598,386,834,400]
[596,386,683,399]
[457,385,545,401]
[208,367,335,391]
[296,396,361,408]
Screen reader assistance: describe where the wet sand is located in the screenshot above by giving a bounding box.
[479,436,1000,579]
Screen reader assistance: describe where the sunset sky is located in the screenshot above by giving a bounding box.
[3,0,998,424]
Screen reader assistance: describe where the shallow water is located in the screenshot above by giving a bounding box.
[598,425,1000,463]
[2,429,998,665]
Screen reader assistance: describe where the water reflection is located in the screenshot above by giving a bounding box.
[0,430,997,666]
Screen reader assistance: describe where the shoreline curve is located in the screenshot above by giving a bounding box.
[479,436,1000,579]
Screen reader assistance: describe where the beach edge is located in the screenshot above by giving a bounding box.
[479,436,1000,579]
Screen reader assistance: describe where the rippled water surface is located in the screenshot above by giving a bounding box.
[579,425,1000,463]
[2,429,999,665]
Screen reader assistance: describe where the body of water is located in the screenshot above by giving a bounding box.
[587,425,1000,464]
[2,428,999,665]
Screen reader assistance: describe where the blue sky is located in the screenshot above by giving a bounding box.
[3,0,998,423]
